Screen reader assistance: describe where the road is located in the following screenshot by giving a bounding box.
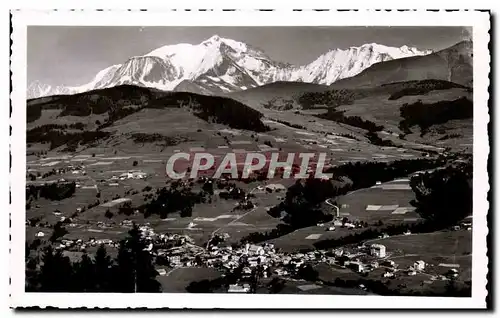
[205,186,262,249]
[205,205,258,249]
[324,198,339,217]
[324,185,375,217]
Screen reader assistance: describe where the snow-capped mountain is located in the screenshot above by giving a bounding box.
[27,81,56,99]
[28,35,432,98]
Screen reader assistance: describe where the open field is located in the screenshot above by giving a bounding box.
[156,267,223,293]
[335,179,422,224]
[369,230,472,281]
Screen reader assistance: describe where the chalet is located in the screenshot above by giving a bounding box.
[383,271,395,278]
[446,269,459,278]
[247,244,265,256]
[370,244,386,258]
[414,260,426,271]
[157,268,167,276]
[228,284,250,293]
[349,261,365,273]
[265,183,286,193]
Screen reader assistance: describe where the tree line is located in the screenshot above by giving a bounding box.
[240,157,451,244]
[313,159,472,249]
[399,97,473,136]
[26,224,161,292]
[387,79,466,100]
[131,133,191,147]
[26,182,76,201]
[27,125,110,150]
[318,110,384,132]
[297,89,356,109]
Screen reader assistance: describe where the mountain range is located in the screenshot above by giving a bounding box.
[331,40,473,88]
[27,35,433,99]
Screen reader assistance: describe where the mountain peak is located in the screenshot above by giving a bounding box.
[28,39,435,98]
[206,34,222,42]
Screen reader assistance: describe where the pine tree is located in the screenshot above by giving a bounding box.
[25,257,40,292]
[112,224,161,292]
[38,246,74,292]
[410,163,472,227]
[94,244,113,292]
[112,241,135,292]
[74,253,95,292]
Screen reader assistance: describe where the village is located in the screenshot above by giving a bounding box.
[35,213,471,294]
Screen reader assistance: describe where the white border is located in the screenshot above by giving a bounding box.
[10,9,490,309]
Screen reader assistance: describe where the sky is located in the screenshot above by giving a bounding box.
[27,26,471,87]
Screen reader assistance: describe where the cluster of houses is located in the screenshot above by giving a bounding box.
[43,218,462,290]
[328,243,462,281]
[111,171,148,181]
[317,217,369,231]
[53,237,120,251]
[453,220,473,231]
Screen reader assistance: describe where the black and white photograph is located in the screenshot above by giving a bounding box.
[9,9,490,309]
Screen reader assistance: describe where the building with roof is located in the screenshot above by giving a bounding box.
[265,183,286,193]
[414,260,426,271]
[228,284,250,293]
[370,244,386,258]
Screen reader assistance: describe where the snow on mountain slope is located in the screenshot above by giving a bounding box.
[28,35,432,98]
[291,43,432,84]
[98,56,179,90]
[27,81,54,99]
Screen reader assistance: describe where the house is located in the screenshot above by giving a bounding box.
[333,220,343,227]
[169,256,181,266]
[447,269,459,278]
[461,222,472,228]
[383,271,395,278]
[248,259,259,267]
[349,261,365,273]
[291,259,304,267]
[157,268,167,276]
[333,249,344,257]
[35,231,45,238]
[133,172,147,179]
[414,260,426,271]
[228,284,250,293]
[407,270,417,276]
[265,183,286,193]
[382,260,396,267]
[370,244,386,258]
[120,172,133,179]
[248,244,264,256]
[274,268,289,276]
[327,226,336,231]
